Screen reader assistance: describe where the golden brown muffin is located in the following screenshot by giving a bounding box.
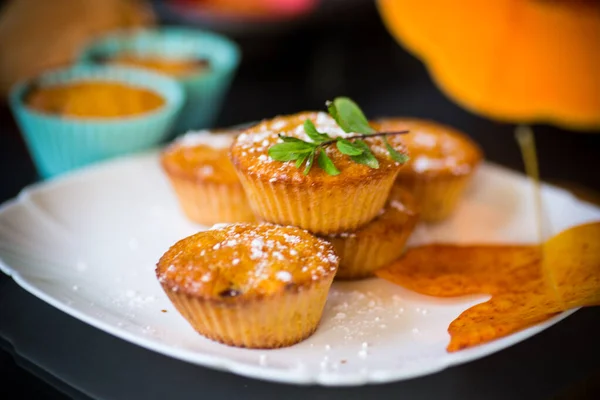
[156,223,339,348]
[107,54,209,78]
[374,118,483,222]
[25,81,164,118]
[161,129,255,225]
[325,187,419,280]
[230,112,409,235]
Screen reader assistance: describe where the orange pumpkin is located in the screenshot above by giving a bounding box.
[378,0,600,130]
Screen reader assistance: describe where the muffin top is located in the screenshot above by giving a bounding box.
[161,129,241,184]
[374,118,482,178]
[25,81,164,118]
[328,187,419,240]
[230,112,409,185]
[156,223,339,299]
[107,54,209,78]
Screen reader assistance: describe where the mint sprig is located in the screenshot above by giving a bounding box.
[268,140,314,162]
[349,139,379,169]
[336,139,363,156]
[326,97,375,134]
[317,151,340,176]
[303,120,330,144]
[384,136,409,163]
[267,97,409,175]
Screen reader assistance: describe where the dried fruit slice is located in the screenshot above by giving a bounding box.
[376,222,600,352]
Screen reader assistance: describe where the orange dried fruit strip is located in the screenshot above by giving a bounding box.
[447,292,559,352]
[543,222,600,309]
[376,221,600,352]
[375,244,542,297]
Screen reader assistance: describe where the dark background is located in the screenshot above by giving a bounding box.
[1,1,599,399]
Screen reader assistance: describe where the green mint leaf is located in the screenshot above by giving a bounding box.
[295,152,309,168]
[326,97,375,134]
[278,134,309,144]
[317,150,340,176]
[350,140,379,169]
[383,137,409,163]
[326,100,340,128]
[303,150,316,175]
[303,119,331,144]
[268,142,315,162]
[336,138,364,156]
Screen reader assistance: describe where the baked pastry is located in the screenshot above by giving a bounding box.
[326,187,419,280]
[230,112,409,235]
[106,54,210,78]
[25,81,164,118]
[161,129,255,225]
[156,223,339,348]
[374,118,482,222]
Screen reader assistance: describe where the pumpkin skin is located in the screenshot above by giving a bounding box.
[378,0,600,130]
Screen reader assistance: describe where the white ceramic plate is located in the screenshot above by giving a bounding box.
[1,151,599,386]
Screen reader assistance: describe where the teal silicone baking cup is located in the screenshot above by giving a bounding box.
[9,65,184,179]
[79,27,240,133]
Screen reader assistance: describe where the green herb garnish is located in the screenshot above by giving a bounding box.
[268,97,409,175]
[384,136,409,163]
[327,97,375,134]
[349,139,380,169]
[303,119,330,144]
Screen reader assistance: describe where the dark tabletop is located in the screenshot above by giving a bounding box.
[1,2,600,399]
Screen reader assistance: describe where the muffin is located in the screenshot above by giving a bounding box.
[326,187,419,280]
[230,112,409,235]
[161,129,255,225]
[156,223,339,348]
[9,65,183,178]
[106,54,210,78]
[79,28,240,132]
[374,118,483,222]
[25,80,165,118]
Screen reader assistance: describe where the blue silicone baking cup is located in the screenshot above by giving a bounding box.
[79,27,240,133]
[9,65,184,179]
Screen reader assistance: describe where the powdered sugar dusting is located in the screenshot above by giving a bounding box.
[112,290,156,310]
[328,231,356,239]
[390,200,407,213]
[176,130,236,149]
[158,223,338,296]
[210,223,230,230]
[199,165,214,175]
[412,132,437,148]
[284,234,301,244]
[250,238,265,260]
[412,155,468,174]
[275,270,292,282]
